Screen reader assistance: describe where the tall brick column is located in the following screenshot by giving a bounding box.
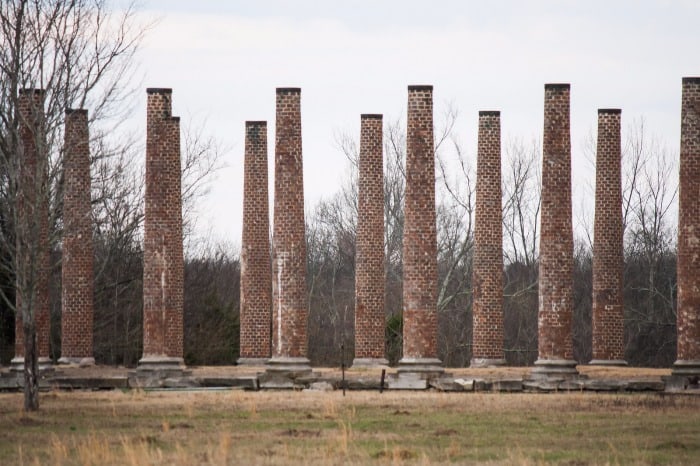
[399,85,442,374]
[531,83,578,378]
[471,111,506,367]
[590,109,626,366]
[239,121,272,365]
[353,114,388,367]
[12,88,52,371]
[58,109,95,366]
[267,88,310,373]
[674,77,700,377]
[139,88,184,371]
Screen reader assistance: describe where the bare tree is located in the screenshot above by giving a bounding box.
[0,0,145,411]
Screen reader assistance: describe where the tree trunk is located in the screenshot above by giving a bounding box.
[23,322,39,411]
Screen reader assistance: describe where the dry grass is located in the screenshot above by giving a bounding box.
[0,389,698,465]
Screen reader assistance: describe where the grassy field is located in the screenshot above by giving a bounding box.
[0,389,698,465]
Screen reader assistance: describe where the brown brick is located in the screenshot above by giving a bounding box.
[533,84,577,375]
[591,109,625,364]
[141,88,184,363]
[270,88,308,365]
[60,108,94,362]
[471,111,505,366]
[239,121,272,362]
[14,88,51,362]
[354,114,387,364]
[400,85,441,371]
[674,77,700,376]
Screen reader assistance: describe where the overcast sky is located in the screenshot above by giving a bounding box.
[132,0,699,249]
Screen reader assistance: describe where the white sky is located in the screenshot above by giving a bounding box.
[130,0,699,248]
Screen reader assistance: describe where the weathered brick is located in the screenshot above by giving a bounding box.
[674,77,700,376]
[14,88,51,363]
[140,88,184,365]
[60,108,94,363]
[239,121,272,362]
[533,83,578,376]
[353,114,387,365]
[591,109,625,365]
[471,111,505,366]
[400,85,441,372]
[269,88,309,369]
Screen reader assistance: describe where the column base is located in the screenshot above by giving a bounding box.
[530,359,579,379]
[237,357,269,366]
[265,357,312,376]
[671,360,700,377]
[470,358,507,368]
[10,357,54,372]
[57,357,96,367]
[351,357,389,368]
[397,357,444,377]
[589,359,628,366]
[137,356,186,372]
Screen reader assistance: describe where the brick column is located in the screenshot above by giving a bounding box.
[590,109,626,366]
[267,88,310,373]
[531,83,578,378]
[58,109,95,366]
[471,111,506,367]
[353,114,388,367]
[239,121,272,365]
[12,88,52,371]
[674,77,700,377]
[139,88,184,370]
[399,85,442,374]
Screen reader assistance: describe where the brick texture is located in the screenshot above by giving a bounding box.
[401,85,439,361]
[537,84,575,363]
[271,88,308,360]
[60,109,94,360]
[142,88,183,360]
[676,77,700,366]
[239,121,272,360]
[471,111,505,364]
[591,109,625,363]
[354,114,386,361]
[15,88,50,361]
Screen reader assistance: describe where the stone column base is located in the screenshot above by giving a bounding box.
[265,357,312,376]
[10,357,54,372]
[589,359,628,366]
[530,359,579,379]
[470,358,507,368]
[397,357,444,377]
[57,357,96,367]
[671,360,700,377]
[352,358,389,368]
[237,357,269,366]
[137,356,186,372]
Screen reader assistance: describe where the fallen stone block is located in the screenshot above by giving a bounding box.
[387,373,428,390]
[626,380,665,392]
[583,379,627,392]
[306,381,334,392]
[453,378,475,391]
[429,377,465,392]
[492,379,523,392]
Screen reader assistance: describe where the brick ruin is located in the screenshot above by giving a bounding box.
[267,88,310,373]
[6,78,700,381]
[12,88,51,370]
[674,77,700,377]
[239,121,272,364]
[532,83,578,377]
[139,88,184,370]
[399,85,442,374]
[590,109,626,365]
[59,109,94,365]
[471,111,505,367]
[353,114,388,366]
